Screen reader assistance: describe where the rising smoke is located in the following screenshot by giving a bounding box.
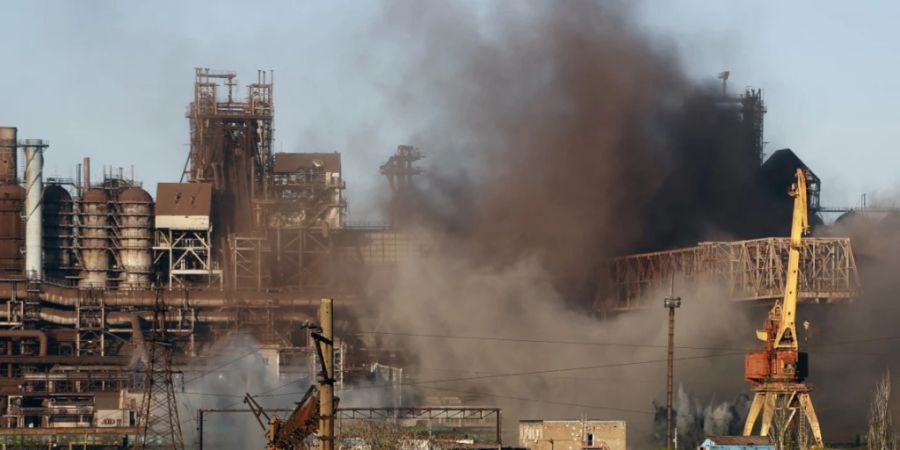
[353,1,773,446]
[652,387,751,449]
[373,0,777,298]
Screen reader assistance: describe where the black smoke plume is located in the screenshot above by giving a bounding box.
[376,0,781,303]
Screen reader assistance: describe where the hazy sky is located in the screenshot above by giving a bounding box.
[1,1,898,218]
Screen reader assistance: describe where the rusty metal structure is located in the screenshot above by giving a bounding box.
[0,69,861,448]
[602,237,859,311]
[0,127,23,278]
[138,290,184,450]
[0,70,422,448]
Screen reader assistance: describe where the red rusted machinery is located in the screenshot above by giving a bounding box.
[245,385,324,450]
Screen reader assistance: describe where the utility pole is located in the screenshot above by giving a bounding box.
[317,298,335,450]
[139,287,185,450]
[664,278,681,450]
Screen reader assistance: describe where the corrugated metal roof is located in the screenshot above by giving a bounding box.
[273,152,341,173]
[155,182,212,217]
[706,435,773,445]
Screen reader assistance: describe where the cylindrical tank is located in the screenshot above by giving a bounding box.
[0,127,16,184]
[43,184,73,283]
[78,188,109,289]
[117,186,153,289]
[0,184,24,276]
[23,140,46,280]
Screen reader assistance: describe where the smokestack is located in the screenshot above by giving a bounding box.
[82,157,90,190]
[0,127,17,185]
[23,139,46,281]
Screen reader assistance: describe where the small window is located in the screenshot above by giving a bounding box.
[586,432,594,446]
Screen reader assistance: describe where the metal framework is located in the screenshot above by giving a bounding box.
[153,228,221,288]
[603,237,859,310]
[196,407,502,450]
[232,236,267,290]
[380,145,422,226]
[336,407,502,444]
[75,289,105,356]
[139,290,185,450]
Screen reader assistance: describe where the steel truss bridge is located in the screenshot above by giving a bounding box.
[602,237,859,311]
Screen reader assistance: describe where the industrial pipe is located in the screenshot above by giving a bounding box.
[0,282,353,308]
[37,307,144,358]
[23,139,46,280]
[28,305,310,326]
[0,330,47,357]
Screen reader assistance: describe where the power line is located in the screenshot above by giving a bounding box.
[259,351,746,399]
[355,330,747,352]
[414,385,655,416]
[182,348,260,386]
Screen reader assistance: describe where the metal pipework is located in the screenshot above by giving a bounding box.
[0,281,356,308]
[0,330,47,356]
[0,127,16,184]
[23,139,47,280]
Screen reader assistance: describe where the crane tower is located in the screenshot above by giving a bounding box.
[743,168,823,447]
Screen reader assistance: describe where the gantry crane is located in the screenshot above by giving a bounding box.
[743,168,823,447]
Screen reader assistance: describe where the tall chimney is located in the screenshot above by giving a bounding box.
[23,139,47,280]
[0,127,17,184]
[82,157,91,190]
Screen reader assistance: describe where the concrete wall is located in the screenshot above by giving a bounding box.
[518,420,626,450]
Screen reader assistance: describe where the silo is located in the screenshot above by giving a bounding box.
[0,184,24,276]
[117,186,153,289]
[78,188,109,288]
[43,184,73,282]
[0,127,16,184]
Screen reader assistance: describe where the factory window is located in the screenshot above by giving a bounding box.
[586,432,594,446]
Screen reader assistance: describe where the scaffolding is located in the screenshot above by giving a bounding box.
[75,289,105,356]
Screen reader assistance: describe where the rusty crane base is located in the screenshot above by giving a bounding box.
[602,237,859,311]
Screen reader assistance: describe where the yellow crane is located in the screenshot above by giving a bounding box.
[743,168,823,447]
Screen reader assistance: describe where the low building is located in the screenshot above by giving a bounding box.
[699,436,774,450]
[518,420,625,450]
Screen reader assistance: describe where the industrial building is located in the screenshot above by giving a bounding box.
[0,67,861,448]
[518,420,626,450]
[0,69,432,448]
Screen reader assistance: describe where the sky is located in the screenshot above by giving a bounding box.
[1,0,898,219]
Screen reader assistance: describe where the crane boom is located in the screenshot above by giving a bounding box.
[772,168,809,350]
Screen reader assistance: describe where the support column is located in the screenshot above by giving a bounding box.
[319,298,334,450]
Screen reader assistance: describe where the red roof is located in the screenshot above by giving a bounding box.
[155,183,212,216]
[706,436,773,445]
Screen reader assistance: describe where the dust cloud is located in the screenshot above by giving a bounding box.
[353,1,771,446]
